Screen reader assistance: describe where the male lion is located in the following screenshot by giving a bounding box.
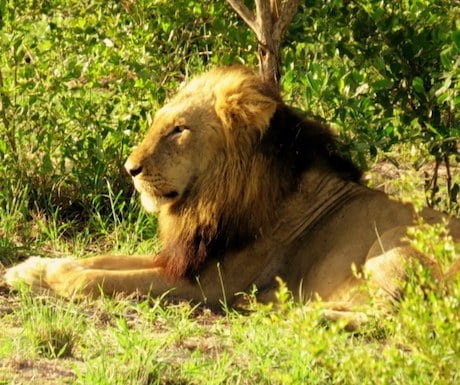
[5,66,460,324]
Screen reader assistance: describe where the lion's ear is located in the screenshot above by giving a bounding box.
[214,76,277,138]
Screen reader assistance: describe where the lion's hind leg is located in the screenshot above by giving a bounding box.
[319,246,443,331]
[363,246,443,303]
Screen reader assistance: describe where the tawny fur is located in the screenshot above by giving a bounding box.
[5,66,460,328]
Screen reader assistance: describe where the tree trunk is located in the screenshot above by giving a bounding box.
[226,0,300,86]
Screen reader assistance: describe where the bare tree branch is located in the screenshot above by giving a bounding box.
[226,0,301,85]
[226,0,257,33]
[274,0,300,41]
[271,0,280,19]
[255,0,273,40]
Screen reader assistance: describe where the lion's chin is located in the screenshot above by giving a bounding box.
[140,192,179,213]
[140,193,162,213]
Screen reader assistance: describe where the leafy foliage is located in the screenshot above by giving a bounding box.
[283,0,459,209]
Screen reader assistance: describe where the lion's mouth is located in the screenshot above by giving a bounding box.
[139,189,180,213]
[162,191,179,200]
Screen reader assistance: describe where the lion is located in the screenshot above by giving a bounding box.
[5,66,460,326]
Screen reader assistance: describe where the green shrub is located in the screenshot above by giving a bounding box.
[283,0,459,209]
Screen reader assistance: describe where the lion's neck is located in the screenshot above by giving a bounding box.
[157,153,292,280]
[220,153,294,233]
[273,168,364,244]
[157,159,361,281]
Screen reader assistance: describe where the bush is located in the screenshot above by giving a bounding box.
[282,0,459,210]
[0,0,458,241]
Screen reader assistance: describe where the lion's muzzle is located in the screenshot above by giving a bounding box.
[125,158,143,178]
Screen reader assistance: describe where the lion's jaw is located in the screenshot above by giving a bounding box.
[135,182,172,213]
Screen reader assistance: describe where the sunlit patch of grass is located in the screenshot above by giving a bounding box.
[76,316,167,385]
[14,291,87,358]
[73,298,208,385]
[1,272,459,384]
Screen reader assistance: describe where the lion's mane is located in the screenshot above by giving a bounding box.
[155,67,362,280]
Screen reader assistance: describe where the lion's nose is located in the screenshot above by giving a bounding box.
[125,160,143,177]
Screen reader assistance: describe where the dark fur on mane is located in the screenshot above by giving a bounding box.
[261,104,362,185]
[159,220,254,280]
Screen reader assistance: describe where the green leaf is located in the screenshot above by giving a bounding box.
[372,78,393,90]
[452,30,460,52]
[412,77,425,94]
[0,138,6,155]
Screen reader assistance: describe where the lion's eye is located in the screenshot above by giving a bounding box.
[169,126,187,137]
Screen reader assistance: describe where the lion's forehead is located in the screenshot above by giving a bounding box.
[154,98,215,129]
[151,67,260,130]
[155,104,187,126]
[168,67,256,104]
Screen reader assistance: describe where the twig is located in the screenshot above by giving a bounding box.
[443,153,452,210]
[429,158,440,208]
[226,0,257,33]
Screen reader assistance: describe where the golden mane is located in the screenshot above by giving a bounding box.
[155,66,361,280]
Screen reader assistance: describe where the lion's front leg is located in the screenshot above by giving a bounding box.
[4,256,201,299]
[77,254,164,270]
[4,254,161,294]
[5,257,85,296]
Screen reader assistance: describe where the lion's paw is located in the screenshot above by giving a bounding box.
[4,256,82,293]
[5,256,50,288]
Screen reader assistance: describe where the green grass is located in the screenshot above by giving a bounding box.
[1,266,459,384]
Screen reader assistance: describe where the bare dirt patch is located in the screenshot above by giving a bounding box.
[0,357,80,385]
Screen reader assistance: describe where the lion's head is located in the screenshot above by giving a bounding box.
[125,66,361,280]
